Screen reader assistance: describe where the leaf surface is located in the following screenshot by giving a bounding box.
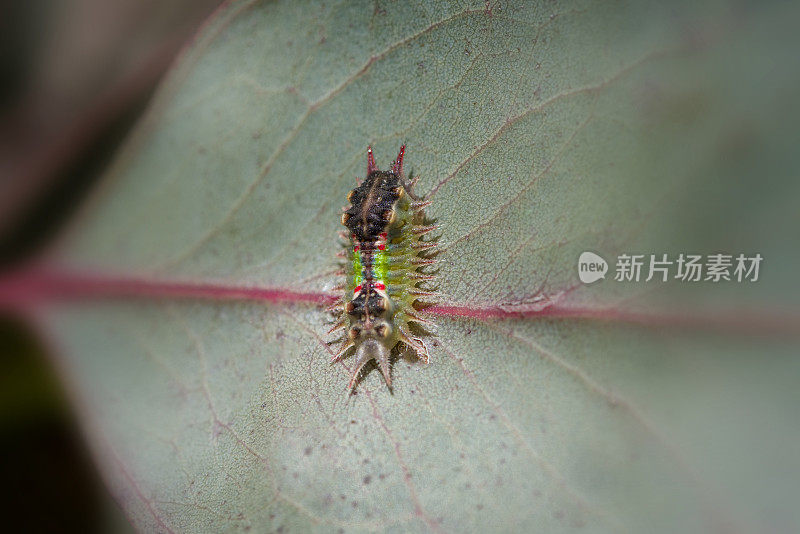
[33,1,800,532]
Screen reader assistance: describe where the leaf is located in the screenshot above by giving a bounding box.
[22,1,800,532]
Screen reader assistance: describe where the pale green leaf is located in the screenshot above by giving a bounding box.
[36,1,800,532]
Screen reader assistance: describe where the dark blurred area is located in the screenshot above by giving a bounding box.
[0,317,115,532]
[0,1,222,531]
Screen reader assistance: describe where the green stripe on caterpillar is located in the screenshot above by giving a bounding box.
[328,145,438,391]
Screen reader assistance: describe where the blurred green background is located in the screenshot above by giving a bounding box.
[1,1,222,531]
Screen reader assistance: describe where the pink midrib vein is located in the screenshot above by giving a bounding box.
[0,268,798,337]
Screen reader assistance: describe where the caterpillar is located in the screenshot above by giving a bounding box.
[328,145,438,390]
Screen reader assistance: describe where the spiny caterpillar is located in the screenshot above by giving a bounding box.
[328,145,438,390]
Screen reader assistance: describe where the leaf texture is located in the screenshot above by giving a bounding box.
[33,1,800,532]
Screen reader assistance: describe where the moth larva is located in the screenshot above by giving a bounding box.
[328,145,438,390]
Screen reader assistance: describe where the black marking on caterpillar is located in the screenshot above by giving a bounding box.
[327,145,439,391]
